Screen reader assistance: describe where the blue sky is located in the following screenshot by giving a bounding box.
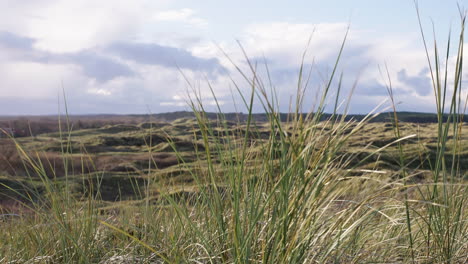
[0,0,466,115]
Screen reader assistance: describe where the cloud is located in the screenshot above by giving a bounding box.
[153,8,207,27]
[0,31,35,50]
[88,88,112,96]
[0,31,135,82]
[0,61,80,98]
[0,28,230,114]
[0,96,60,116]
[0,0,168,53]
[356,78,414,97]
[108,42,226,74]
[0,0,465,115]
[213,21,449,113]
[56,51,135,82]
[397,68,432,96]
[239,22,351,67]
[0,1,231,114]
[0,30,230,83]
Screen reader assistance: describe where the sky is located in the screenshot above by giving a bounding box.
[0,0,466,115]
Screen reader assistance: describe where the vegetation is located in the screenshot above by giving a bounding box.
[0,7,467,264]
[2,111,467,139]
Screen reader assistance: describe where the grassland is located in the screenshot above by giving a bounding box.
[0,114,466,263]
[2,115,466,201]
[0,6,467,263]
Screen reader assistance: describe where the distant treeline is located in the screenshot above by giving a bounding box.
[131,111,468,123]
[0,111,466,137]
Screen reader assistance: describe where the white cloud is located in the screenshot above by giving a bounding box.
[0,0,169,53]
[241,22,350,66]
[196,21,456,113]
[160,101,185,106]
[87,88,112,96]
[153,8,208,27]
[0,61,80,98]
[0,1,465,115]
[168,24,467,114]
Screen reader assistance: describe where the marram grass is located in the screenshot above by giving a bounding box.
[0,8,467,264]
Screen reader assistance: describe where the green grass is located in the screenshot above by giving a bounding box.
[0,6,467,264]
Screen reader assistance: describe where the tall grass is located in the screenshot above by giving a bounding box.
[404,5,468,263]
[0,7,467,264]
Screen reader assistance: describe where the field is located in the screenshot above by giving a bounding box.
[1,114,467,204]
[0,112,467,263]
